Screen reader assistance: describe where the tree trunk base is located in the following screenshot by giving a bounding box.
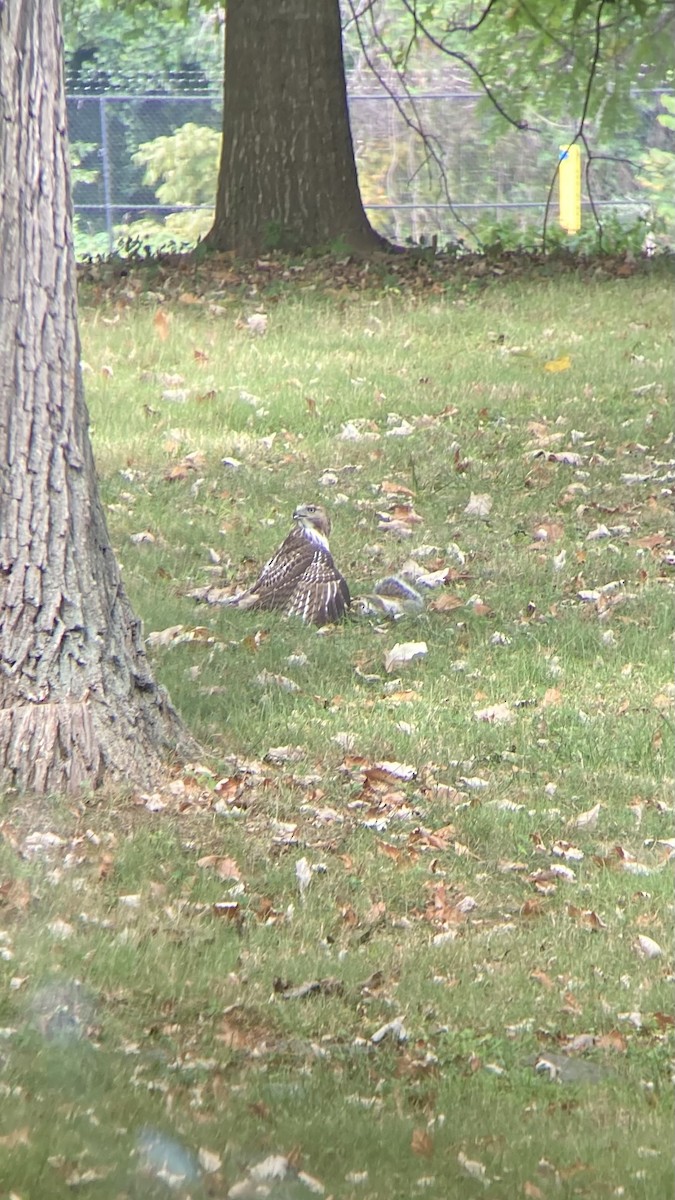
[0,696,199,795]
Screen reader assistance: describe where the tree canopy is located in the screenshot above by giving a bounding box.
[62,0,674,255]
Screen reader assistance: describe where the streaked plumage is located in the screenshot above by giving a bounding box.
[233,503,350,627]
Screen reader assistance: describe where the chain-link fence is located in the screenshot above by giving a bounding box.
[67,87,664,256]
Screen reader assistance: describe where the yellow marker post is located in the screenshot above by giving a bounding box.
[559,144,581,235]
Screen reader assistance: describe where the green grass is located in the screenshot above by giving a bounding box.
[1,261,673,1198]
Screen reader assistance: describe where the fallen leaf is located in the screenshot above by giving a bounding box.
[153,309,170,341]
[371,1017,407,1044]
[370,761,417,782]
[411,1128,434,1157]
[530,969,555,989]
[544,354,571,372]
[381,480,416,497]
[548,451,583,466]
[212,901,241,920]
[634,935,662,959]
[457,1152,488,1182]
[296,857,312,898]
[572,803,602,829]
[246,312,268,336]
[428,593,464,613]
[567,904,607,930]
[384,642,428,673]
[147,625,185,649]
[464,492,493,519]
[198,1148,222,1174]
[474,702,514,724]
[596,1030,627,1052]
[255,670,300,693]
[0,1127,30,1148]
[197,855,242,881]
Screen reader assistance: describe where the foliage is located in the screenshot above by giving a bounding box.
[63,0,223,93]
[470,211,651,255]
[62,0,673,254]
[133,122,220,207]
[345,0,674,137]
[638,93,675,245]
[127,121,221,243]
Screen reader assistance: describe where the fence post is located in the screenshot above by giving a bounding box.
[99,96,114,253]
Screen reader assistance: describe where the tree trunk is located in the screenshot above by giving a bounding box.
[207,0,386,256]
[0,0,196,795]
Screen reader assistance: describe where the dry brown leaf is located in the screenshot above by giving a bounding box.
[411,1128,434,1157]
[378,840,404,863]
[389,503,423,524]
[381,480,416,497]
[0,1127,30,1148]
[153,309,170,340]
[596,1030,627,1052]
[369,761,417,783]
[567,904,607,930]
[98,853,115,880]
[428,593,464,613]
[561,990,583,1015]
[385,688,420,703]
[530,968,555,989]
[164,463,190,482]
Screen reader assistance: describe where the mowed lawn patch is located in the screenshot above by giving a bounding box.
[1,262,672,1198]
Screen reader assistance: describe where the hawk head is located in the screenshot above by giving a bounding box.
[292,502,332,539]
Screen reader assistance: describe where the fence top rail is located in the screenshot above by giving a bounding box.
[66,91,488,103]
[65,86,674,104]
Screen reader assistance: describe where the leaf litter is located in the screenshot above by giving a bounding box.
[16,259,670,1198]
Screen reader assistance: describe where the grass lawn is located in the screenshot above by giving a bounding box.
[1,257,673,1198]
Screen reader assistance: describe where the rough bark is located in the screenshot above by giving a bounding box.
[0,0,196,795]
[207,0,386,256]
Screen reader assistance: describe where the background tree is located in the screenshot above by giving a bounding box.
[0,0,194,794]
[61,0,673,255]
[206,0,386,254]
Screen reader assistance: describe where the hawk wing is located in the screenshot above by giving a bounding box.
[245,526,350,626]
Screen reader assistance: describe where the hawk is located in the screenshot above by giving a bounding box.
[229,503,350,627]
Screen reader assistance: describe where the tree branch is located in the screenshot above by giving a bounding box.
[397,0,529,132]
[542,0,608,251]
[346,0,482,246]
